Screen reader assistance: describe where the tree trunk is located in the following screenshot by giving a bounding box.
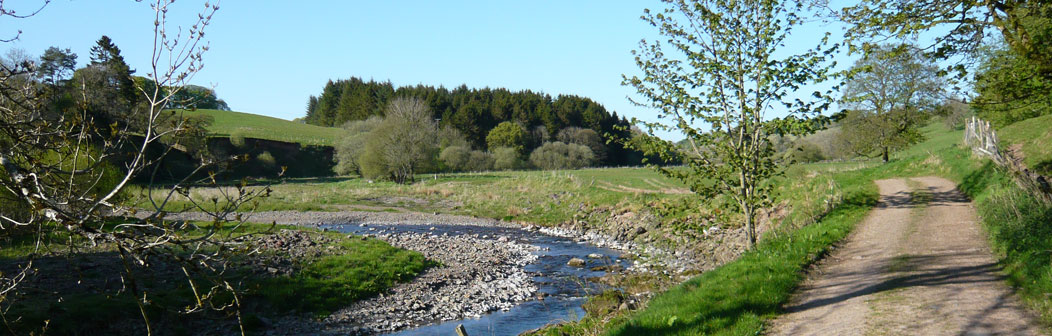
[882,147,889,163]
[744,205,756,249]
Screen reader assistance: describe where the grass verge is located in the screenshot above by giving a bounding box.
[999,113,1052,174]
[957,162,1052,326]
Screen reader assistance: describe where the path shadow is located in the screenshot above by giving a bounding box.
[782,251,1004,314]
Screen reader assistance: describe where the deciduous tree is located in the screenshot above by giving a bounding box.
[836,0,1052,79]
[971,44,1052,126]
[361,97,438,183]
[529,142,595,170]
[624,0,836,247]
[837,44,943,162]
[486,121,528,154]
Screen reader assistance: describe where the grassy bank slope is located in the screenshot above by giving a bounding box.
[178,109,342,146]
[999,113,1052,174]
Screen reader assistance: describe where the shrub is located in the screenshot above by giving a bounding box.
[333,116,382,176]
[940,99,971,130]
[529,141,595,170]
[439,146,472,171]
[786,140,826,163]
[437,125,471,149]
[556,127,607,162]
[467,150,494,172]
[492,147,525,170]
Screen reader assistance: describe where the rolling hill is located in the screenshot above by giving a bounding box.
[176,109,342,147]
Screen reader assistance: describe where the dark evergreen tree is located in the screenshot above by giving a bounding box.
[37,47,78,85]
[88,35,137,105]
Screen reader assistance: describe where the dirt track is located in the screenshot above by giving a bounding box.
[768,177,1043,336]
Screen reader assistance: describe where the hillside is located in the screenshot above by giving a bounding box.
[177,109,343,147]
[999,113,1052,174]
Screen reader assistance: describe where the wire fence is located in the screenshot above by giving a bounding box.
[964,116,1051,202]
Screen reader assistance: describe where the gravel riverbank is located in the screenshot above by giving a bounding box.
[322,230,539,334]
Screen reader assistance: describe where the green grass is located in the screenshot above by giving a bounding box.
[252,234,435,316]
[176,109,343,146]
[999,113,1052,174]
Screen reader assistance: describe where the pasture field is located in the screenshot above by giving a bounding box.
[139,112,1052,334]
[176,109,343,146]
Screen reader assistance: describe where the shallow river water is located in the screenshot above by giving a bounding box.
[332,223,625,336]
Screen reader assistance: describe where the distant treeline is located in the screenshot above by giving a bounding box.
[303,78,644,166]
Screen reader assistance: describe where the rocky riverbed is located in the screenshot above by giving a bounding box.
[322,229,540,334]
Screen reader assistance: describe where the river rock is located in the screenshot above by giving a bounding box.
[587,253,603,259]
[567,257,586,267]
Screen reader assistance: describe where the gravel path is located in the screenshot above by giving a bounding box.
[767,177,1043,336]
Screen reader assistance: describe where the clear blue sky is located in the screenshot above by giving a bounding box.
[6,0,853,140]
